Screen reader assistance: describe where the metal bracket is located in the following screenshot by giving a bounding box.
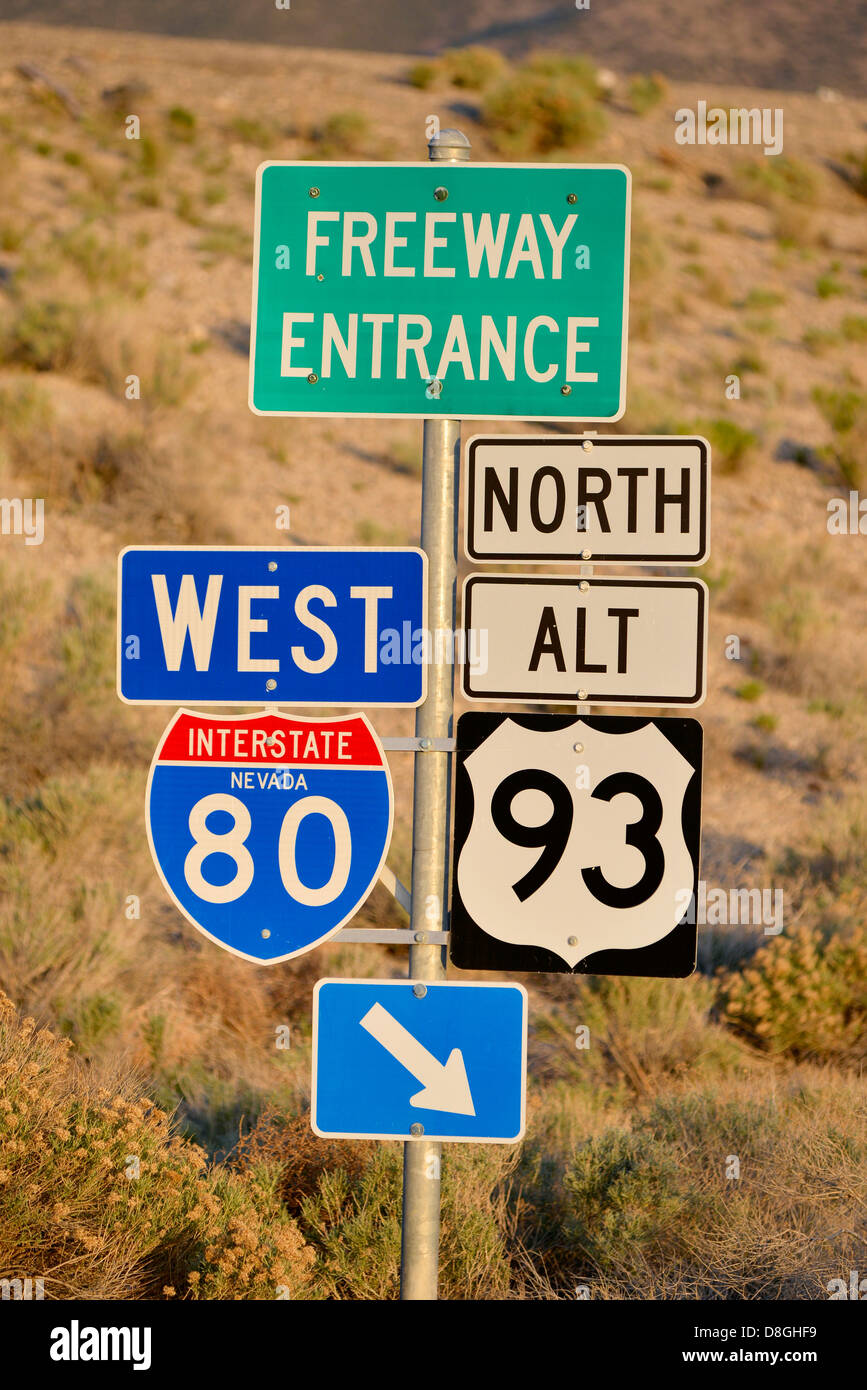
[332,928,449,944]
[380,736,455,752]
[379,864,412,915]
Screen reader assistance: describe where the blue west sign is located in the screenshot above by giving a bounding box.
[118,546,427,706]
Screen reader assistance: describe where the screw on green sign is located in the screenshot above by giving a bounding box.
[249,162,631,421]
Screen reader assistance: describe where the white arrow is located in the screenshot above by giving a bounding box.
[359,1002,475,1116]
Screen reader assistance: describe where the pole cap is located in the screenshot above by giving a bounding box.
[428,128,471,162]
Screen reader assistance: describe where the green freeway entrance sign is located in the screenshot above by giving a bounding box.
[249,162,630,421]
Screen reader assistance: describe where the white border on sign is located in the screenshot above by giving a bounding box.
[144,708,395,966]
[310,978,529,1143]
[459,572,710,708]
[248,160,631,423]
[116,544,429,707]
[462,433,712,566]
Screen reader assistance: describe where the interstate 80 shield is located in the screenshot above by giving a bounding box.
[146,710,393,964]
[449,713,702,978]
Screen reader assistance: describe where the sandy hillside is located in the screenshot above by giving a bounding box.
[1,21,864,878]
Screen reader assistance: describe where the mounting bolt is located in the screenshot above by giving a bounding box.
[579,580,589,593]
[266,679,277,692]
[433,186,448,201]
[265,735,277,746]
[414,931,427,944]
[307,372,318,384]
[308,186,320,198]
[582,439,593,452]
[419,737,432,750]
[410,1123,425,1136]
[567,192,578,204]
[567,935,578,947]
[316,273,324,281]
[580,548,592,560]
[268,560,278,571]
[412,983,427,999]
[425,378,443,399]
[261,929,271,939]
[561,384,572,396]
[577,689,588,701]
[573,742,584,753]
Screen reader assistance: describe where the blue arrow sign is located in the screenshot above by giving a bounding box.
[118,546,427,705]
[312,979,527,1142]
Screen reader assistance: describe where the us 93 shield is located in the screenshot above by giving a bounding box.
[449,713,702,978]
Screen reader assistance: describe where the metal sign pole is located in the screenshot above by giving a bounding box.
[400,126,470,1302]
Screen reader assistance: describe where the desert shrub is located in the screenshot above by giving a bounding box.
[628,72,668,115]
[816,272,844,299]
[558,1083,867,1298]
[844,146,867,197]
[626,209,671,339]
[735,678,765,701]
[228,116,274,148]
[523,53,602,94]
[236,1107,515,1299]
[442,46,506,90]
[0,992,313,1299]
[696,417,756,474]
[0,297,82,372]
[717,926,867,1064]
[483,57,605,156]
[134,133,165,178]
[52,226,145,295]
[166,105,197,142]
[533,974,744,1096]
[313,111,369,157]
[59,572,116,698]
[0,379,54,460]
[812,386,867,486]
[196,223,251,262]
[0,561,51,664]
[771,201,815,247]
[733,156,820,207]
[408,60,438,90]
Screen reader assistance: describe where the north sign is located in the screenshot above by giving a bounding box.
[462,574,708,707]
[449,713,702,977]
[118,546,426,706]
[465,434,710,564]
[146,710,393,964]
[250,162,630,421]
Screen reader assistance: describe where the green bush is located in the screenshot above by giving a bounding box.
[735,679,765,701]
[699,418,757,474]
[236,1109,514,1299]
[559,1086,867,1298]
[0,298,81,372]
[166,105,197,142]
[628,73,668,115]
[734,156,820,207]
[524,53,602,96]
[812,387,867,486]
[483,58,606,156]
[442,46,506,91]
[314,111,369,157]
[718,926,867,1064]
[408,60,438,90]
